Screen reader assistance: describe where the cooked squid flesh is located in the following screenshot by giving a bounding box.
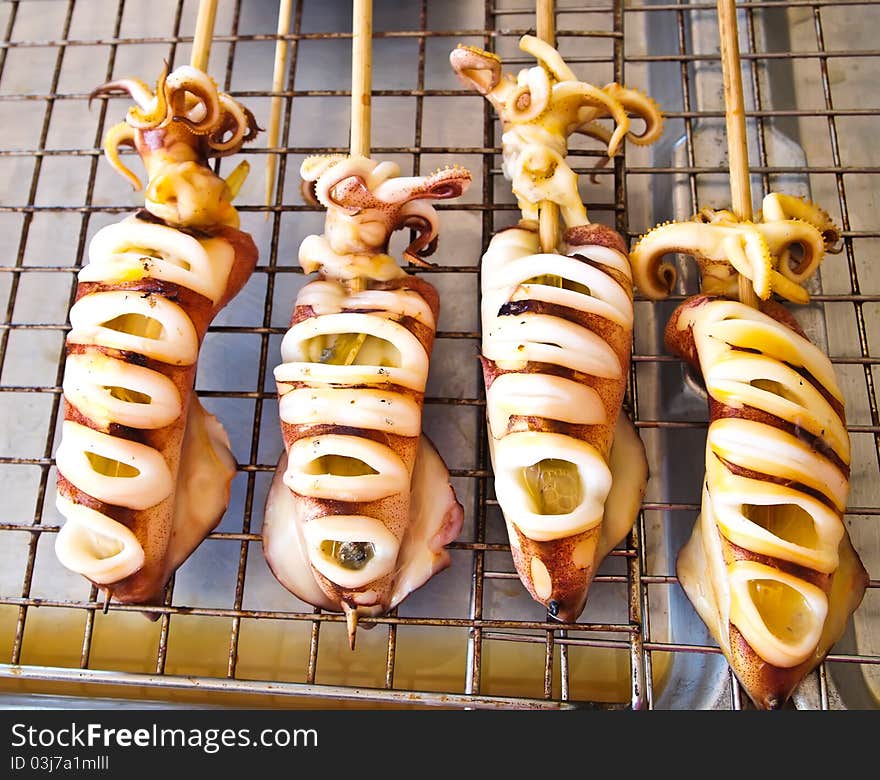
[668,296,868,708]
[54,66,259,606]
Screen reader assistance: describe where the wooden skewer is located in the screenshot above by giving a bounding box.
[536,0,556,44]
[345,0,373,295]
[340,0,375,628]
[536,0,560,253]
[344,603,358,651]
[350,0,373,159]
[717,0,759,307]
[190,0,219,72]
[265,0,294,214]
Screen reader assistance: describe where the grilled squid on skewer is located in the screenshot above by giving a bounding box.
[631,193,866,708]
[54,66,259,605]
[452,36,658,620]
[450,35,663,227]
[667,296,868,709]
[481,222,648,620]
[264,156,470,639]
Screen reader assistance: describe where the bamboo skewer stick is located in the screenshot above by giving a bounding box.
[265,0,294,214]
[190,0,219,72]
[536,0,560,254]
[717,0,759,307]
[536,0,556,45]
[345,0,375,646]
[350,0,373,159]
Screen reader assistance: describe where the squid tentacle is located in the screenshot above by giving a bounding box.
[92,64,259,228]
[206,94,253,153]
[759,217,826,283]
[599,83,665,147]
[507,66,552,124]
[450,34,663,229]
[166,73,221,134]
[760,192,841,251]
[399,204,439,266]
[631,204,837,303]
[126,63,171,128]
[90,75,159,114]
[553,81,631,158]
[519,34,576,82]
[722,226,773,300]
[93,64,256,156]
[101,122,141,191]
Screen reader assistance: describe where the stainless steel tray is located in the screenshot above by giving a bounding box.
[0,0,876,709]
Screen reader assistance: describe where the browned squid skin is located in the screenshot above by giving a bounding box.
[666,295,869,709]
[666,295,806,373]
[58,221,257,605]
[482,224,638,622]
[483,225,631,452]
[281,278,439,614]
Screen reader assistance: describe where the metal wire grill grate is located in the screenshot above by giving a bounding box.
[0,0,876,710]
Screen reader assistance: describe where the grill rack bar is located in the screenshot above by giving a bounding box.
[0,0,876,710]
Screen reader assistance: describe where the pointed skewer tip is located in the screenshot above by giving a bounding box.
[344,604,358,651]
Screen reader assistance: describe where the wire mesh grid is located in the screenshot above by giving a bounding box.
[0,0,876,710]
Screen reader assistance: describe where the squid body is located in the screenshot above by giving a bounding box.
[668,296,868,708]
[264,155,471,637]
[54,66,259,605]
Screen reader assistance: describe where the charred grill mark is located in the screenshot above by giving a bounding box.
[785,361,846,421]
[709,398,849,476]
[132,210,236,242]
[133,208,165,226]
[715,453,840,513]
[281,420,418,452]
[481,355,609,391]
[75,277,212,314]
[63,342,196,378]
[497,299,531,318]
[291,302,435,354]
[721,530,832,588]
[494,298,627,346]
[281,380,421,403]
[504,414,613,444]
[721,347,844,421]
[727,344,763,356]
[63,400,182,460]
